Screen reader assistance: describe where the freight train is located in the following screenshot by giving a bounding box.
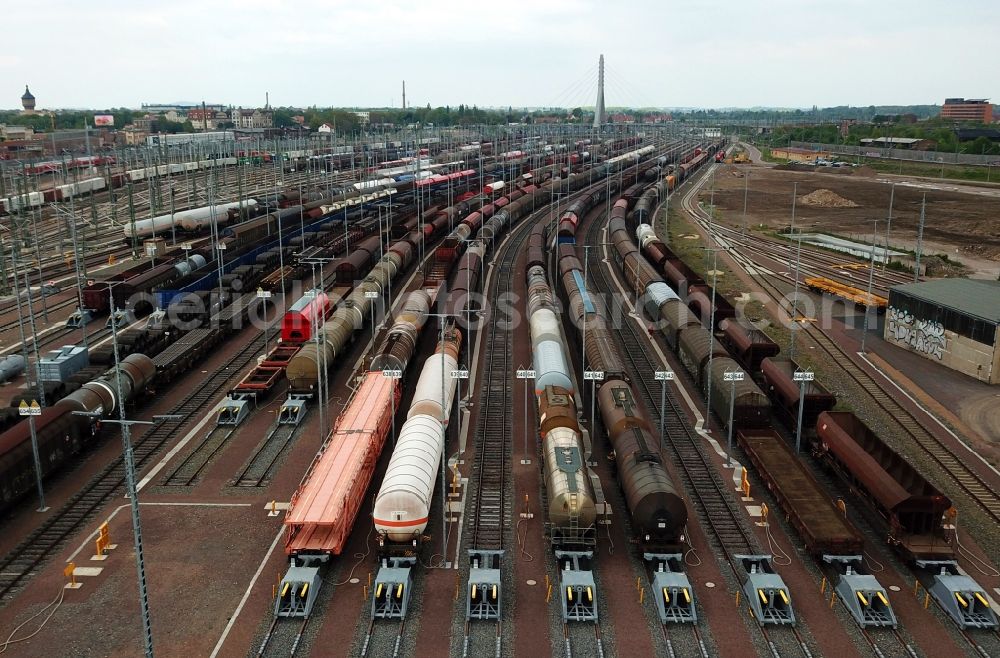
[0,354,154,512]
[548,169,690,548]
[622,215,770,432]
[524,263,597,539]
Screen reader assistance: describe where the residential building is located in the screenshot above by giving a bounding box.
[188,108,230,131]
[353,111,370,125]
[940,98,993,123]
[0,124,34,141]
[231,107,274,129]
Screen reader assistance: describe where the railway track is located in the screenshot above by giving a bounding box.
[161,426,238,486]
[563,620,606,658]
[459,200,543,658]
[462,618,501,658]
[660,622,710,658]
[0,296,76,334]
[256,614,311,658]
[860,627,920,658]
[0,164,331,293]
[233,424,298,487]
[0,326,277,601]
[467,221,526,551]
[704,219,913,297]
[360,618,406,658]
[687,187,1000,528]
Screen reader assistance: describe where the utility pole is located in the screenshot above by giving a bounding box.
[655,370,674,445]
[741,170,750,235]
[788,182,802,361]
[702,247,722,429]
[792,370,813,453]
[914,194,926,283]
[861,219,878,354]
[883,183,895,271]
[723,370,744,467]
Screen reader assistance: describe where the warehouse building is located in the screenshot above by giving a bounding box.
[884,279,1000,384]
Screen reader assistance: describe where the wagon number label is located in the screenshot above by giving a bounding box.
[583,371,605,381]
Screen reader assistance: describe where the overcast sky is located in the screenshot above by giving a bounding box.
[4,0,996,111]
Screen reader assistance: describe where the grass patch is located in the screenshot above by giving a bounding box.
[858,157,999,184]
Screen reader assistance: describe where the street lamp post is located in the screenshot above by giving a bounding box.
[860,219,879,354]
[723,370,744,467]
[741,170,750,235]
[701,247,723,430]
[792,370,814,453]
[655,370,674,446]
[18,399,45,512]
[516,366,535,463]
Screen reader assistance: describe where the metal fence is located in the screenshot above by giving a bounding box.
[790,141,1000,166]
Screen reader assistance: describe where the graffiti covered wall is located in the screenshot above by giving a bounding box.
[886,306,946,359]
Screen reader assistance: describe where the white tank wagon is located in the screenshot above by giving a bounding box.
[373,326,462,542]
[123,200,257,239]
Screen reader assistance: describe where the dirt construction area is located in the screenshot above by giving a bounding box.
[700,164,1000,278]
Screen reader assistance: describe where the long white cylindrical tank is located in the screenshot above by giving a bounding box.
[177,200,257,230]
[528,308,561,346]
[408,352,458,421]
[372,413,444,542]
[533,340,572,395]
[123,200,256,239]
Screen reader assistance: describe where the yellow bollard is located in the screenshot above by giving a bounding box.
[639,587,645,604]
[546,584,552,603]
[363,585,368,601]
[272,584,277,599]
[924,593,930,609]
[636,577,642,592]
[545,574,550,589]
[914,580,921,596]
[829,592,837,608]
[63,562,78,589]
[820,577,827,593]
[368,572,372,589]
[735,590,741,607]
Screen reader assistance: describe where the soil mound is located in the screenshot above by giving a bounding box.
[799,188,858,208]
